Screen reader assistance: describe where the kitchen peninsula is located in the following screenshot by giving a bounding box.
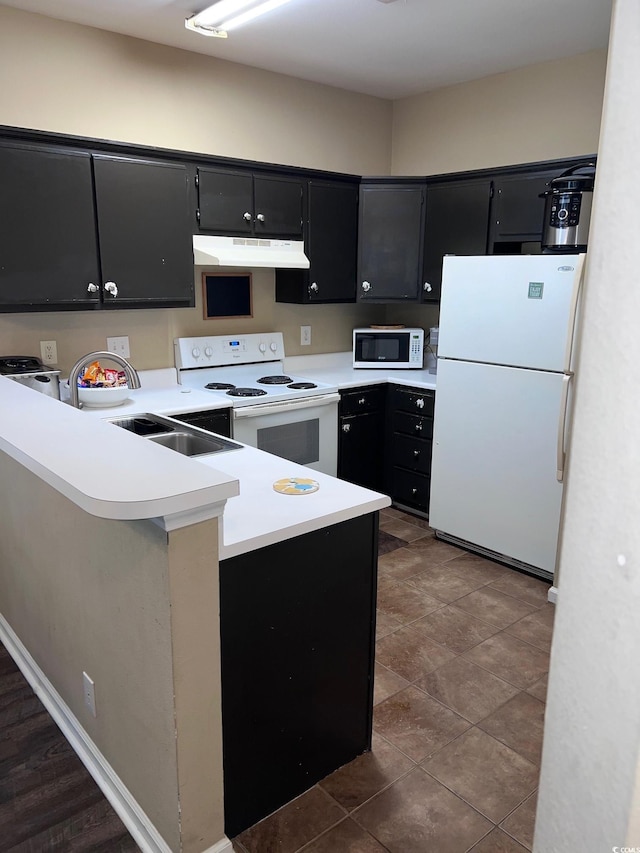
[0,375,389,851]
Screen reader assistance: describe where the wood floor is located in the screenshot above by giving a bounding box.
[0,644,139,852]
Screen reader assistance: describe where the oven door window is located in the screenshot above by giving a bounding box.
[256,418,320,466]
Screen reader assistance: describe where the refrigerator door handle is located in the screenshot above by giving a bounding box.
[563,252,587,373]
[556,373,573,482]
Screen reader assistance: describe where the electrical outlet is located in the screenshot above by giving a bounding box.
[40,340,57,365]
[82,671,96,717]
[300,325,311,346]
[106,336,130,358]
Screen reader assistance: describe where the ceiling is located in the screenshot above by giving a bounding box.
[0,0,612,99]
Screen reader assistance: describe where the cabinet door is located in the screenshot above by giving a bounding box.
[358,184,425,302]
[0,144,100,310]
[253,175,303,238]
[307,181,357,302]
[422,179,492,303]
[93,156,194,307]
[197,167,254,234]
[489,172,555,248]
[339,411,385,492]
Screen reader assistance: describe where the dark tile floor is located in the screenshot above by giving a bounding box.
[232,507,553,853]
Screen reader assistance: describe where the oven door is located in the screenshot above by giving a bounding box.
[232,393,339,476]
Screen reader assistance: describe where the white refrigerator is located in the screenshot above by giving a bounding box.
[429,253,586,581]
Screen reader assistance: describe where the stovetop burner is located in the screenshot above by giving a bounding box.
[227,387,268,398]
[287,382,317,390]
[257,375,293,385]
[205,382,236,391]
[0,355,46,375]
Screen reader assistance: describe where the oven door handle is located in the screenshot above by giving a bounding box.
[233,392,340,418]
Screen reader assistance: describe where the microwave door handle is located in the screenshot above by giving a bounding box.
[233,393,340,419]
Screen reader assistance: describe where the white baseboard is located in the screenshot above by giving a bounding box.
[548,586,558,603]
[0,613,230,853]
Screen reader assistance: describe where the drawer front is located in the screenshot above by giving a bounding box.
[390,386,435,416]
[393,410,433,439]
[340,384,386,416]
[392,434,432,475]
[391,468,430,511]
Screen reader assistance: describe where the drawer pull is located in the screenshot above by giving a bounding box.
[411,487,418,495]
[358,397,366,405]
[416,398,424,409]
[413,449,420,457]
[342,423,351,433]
[415,423,423,431]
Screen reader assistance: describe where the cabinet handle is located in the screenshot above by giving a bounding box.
[411,488,418,495]
[87,283,99,293]
[361,281,371,292]
[415,422,423,431]
[243,212,252,221]
[309,282,319,293]
[256,213,265,222]
[423,282,432,292]
[413,449,420,457]
[358,397,366,406]
[416,398,424,408]
[104,281,118,297]
[342,423,351,433]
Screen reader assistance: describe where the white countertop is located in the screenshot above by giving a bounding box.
[0,375,239,525]
[284,352,437,391]
[197,447,389,560]
[1,366,390,553]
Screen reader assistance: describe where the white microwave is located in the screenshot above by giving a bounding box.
[353,327,425,369]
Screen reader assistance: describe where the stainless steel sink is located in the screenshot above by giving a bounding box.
[108,412,242,457]
[147,430,240,456]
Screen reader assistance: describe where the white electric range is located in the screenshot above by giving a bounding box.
[174,333,340,476]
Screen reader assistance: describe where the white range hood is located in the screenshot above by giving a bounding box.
[193,235,310,269]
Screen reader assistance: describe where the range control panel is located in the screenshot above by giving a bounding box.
[174,333,285,369]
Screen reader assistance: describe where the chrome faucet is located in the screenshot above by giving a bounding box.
[68,351,141,408]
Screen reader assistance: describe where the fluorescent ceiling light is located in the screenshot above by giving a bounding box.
[185,0,293,37]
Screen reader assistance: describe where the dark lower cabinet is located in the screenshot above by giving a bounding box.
[387,386,435,516]
[338,385,386,491]
[219,513,378,838]
[167,408,231,437]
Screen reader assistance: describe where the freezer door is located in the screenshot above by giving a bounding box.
[438,254,580,371]
[429,359,564,575]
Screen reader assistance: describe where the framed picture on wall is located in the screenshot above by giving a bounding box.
[202,273,253,320]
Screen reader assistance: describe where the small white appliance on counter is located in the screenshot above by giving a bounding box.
[0,355,61,399]
[352,327,424,369]
[174,333,339,476]
[429,253,586,581]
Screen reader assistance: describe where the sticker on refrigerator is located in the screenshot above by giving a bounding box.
[528,282,544,299]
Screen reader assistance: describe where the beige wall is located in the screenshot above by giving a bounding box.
[0,6,391,175]
[0,451,224,851]
[391,50,607,176]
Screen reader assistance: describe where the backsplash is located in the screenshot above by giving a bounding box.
[0,268,388,374]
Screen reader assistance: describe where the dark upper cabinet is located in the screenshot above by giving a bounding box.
[357,182,426,302]
[276,179,358,304]
[197,167,304,238]
[0,144,194,312]
[489,171,557,250]
[93,155,194,308]
[0,143,101,310]
[422,179,492,303]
